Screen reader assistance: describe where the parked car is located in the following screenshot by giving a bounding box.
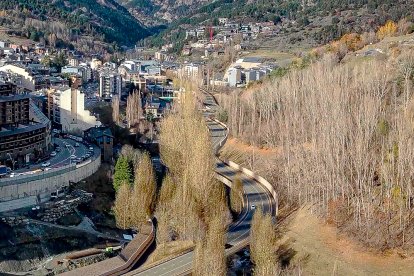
[75,143,80,147]
[70,155,77,159]
[89,146,94,151]
[50,151,57,157]
[56,147,61,152]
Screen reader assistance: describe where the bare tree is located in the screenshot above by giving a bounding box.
[112,95,120,124]
[130,152,157,228]
[126,91,143,128]
[250,209,278,276]
[113,181,132,229]
[218,53,414,249]
[230,176,244,214]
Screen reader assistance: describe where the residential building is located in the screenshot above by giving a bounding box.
[244,69,257,84]
[99,71,122,100]
[219,18,229,25]
[0,41,10,48]
[228,67,242,87]
[179,63,203,79]
[0,82,51,167]
[84,126,113,162]
[69,58,79,67]
[48,86,101,134]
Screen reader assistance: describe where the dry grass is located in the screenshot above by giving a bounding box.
[241,50,295,64]
[279,207,414,276]
[0,28,34,45]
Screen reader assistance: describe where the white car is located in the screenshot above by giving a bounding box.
[41,162,51,167]
[251,204,256,210]
[50,151,57,157]
[70,155,77,159]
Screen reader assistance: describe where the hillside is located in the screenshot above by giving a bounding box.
[0,0,151,52]
[217,30,414,252]
[116,0,211,26]
[145,0,414,50]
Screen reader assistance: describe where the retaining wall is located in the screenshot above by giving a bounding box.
[0,152,101,212]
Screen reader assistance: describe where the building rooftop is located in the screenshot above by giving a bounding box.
[85,126,113,139]
[0,122,47,137]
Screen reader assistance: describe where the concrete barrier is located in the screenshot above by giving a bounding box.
[224,160,278,216]
[0,151,101,212]
[207,103,279,217]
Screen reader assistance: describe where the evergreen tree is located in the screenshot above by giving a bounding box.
[113,156,133,192]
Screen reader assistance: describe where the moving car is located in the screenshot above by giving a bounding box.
[74,143,80,147]
[41,162,51,167]
[50,151,57,157]
[70,155,77,160]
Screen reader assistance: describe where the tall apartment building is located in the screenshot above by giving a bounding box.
[0,82,51,167]
[99,71,122,100]
[48,86,101,134]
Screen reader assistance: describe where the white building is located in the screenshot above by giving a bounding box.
[179,63,203,79]
[0,64,35,91]
[90,58,102,70]
[69,58,79,67]
[219,18,229,25]
[48,86,101,134]
[99,71,122,100]
[228,67,241,87]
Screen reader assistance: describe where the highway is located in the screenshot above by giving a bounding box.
[10,138,89,176]
[128,91,275,276]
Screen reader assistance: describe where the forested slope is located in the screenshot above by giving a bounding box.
[0,0,150,50]
[218,32,414,249]
[146,0,414,50]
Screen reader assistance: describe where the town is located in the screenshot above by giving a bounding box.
[0,16,279,274]
[1,1,414,275]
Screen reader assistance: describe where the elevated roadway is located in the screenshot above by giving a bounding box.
[128,91,276,276]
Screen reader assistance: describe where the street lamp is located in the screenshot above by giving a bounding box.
[7,153,16,171]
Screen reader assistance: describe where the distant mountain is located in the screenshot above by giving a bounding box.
[0,0,151,51]
[116,0,212,26]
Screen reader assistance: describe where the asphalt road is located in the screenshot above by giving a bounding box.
[128,92,275,276]
[12,138,88,174]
